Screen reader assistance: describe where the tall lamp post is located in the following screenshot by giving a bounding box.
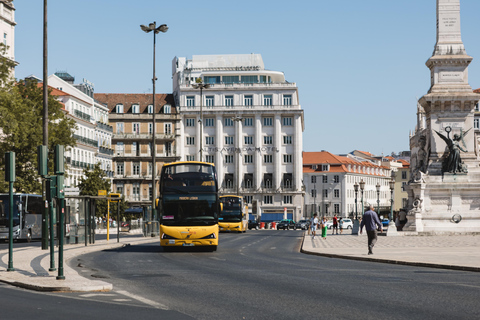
[192,81,211,162]
[313,179,317,215]
[352,181,360,235]
[376,182,381,215]
[322,174,326,217]
[140,21,168,222]
[387,176,398,236]
[359,179,365,216]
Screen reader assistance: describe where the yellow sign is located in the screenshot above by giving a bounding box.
[98,190,107,196]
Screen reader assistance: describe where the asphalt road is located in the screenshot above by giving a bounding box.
[68,230,479,320]
[2,231,480,320]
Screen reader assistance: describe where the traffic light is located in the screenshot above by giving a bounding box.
[5,152,15,182]
[54,145,64,175]
[37,146,48,176]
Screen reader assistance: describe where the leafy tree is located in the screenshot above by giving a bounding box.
[78,163,128,220]
[0,47,76,193]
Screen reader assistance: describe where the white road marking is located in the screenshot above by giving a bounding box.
[116,290,169,310]
[80,293,117,298]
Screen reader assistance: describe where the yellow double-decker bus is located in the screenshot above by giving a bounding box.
[158,161,220,251]
[218,195,247,233]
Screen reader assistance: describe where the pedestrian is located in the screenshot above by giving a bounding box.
[321,217,328,239]
[339,217,344,234]
[332,214,338,235]
[360,206,383,255]
[310,214,319,239]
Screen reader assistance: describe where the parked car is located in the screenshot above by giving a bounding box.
[295,219,310,230]
[276,219,296,230]
[381,218,390,227]
[248,220,260,230]
[340,218,353,229]
[325,220,333,229]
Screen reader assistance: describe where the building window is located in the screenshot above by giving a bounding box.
[205,118,214,127]
[244,155,253,163]
[244,118,253,126]
[115,104,124,113]
[204,76,220,84]
[205,96,214,107]
[225,136,234,145]
[133,162,140,175]
[186,137,195,145]
[323,175,328,183]
[147,104,153,113]
[264,195,273,204]
[223,76,239,84]
[132,104,139,113]
[3,33,6,46]
[206,155,215,163]
[323,189,328,197]
[402,171,407,179]
[322,164,329,171]
[205,136,215,145]
[402,182,407,191]
[165,142,172,156]
[186,118,195,127]
[224,118,234,127]
[224,174,234,188]
[133,123,140,134]
[244,195,252,204]
[148,123,153,134]
[133,183,140,201]
[311,189,317,198]
[334,204,340,214]
[116,162,124,175]
[282,117,292,126]
[334,175,339,183]
[283,173,292,188]
[241,75,257,83]
[334,189,340,198]
[116,183,124,195]
[244,95,253,106]
[264,155,273,163]
[244,174,253,188]
[283,94,292,106]
[264,95,273,106]
[263,117,273,126]
[283,154,293,163]
[311,176,316,184]
[164,123,172,134]
[132,142,139,156]
[186,96,195,107]
[283,136,292,144]
[186,155,195,161]
[264,136,273,145]
[225,155,234,163]
[244,136,253,145]
[164,104,171,114]
[225,95,234,107]
[284,195,293,204]
[116,123,124,134]
[475,119,479,129]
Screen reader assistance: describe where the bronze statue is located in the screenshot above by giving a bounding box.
[434,126,470,174]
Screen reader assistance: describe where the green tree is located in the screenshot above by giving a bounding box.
[78,163,128,219]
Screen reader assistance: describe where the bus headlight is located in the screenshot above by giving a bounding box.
[161,233,176,239]
[201,233,216,239]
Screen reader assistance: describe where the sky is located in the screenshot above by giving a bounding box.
[12,0,480,157]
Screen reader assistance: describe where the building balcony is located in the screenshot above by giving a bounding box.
[97,121,113,132]
[74,134,98,147]
[74,109,92,122]
[113,133,176,141]
[179,82,296,90]
[98,146,114,156]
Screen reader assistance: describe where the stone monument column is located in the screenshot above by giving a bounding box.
[407,0,480,234]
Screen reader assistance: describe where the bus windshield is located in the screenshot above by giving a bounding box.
[0,198,20,227]
[161,194,218,226]
[162,163,216,193]
[219,197,243,222]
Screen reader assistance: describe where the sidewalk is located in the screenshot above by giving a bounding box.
[0,235,158,292]
[301,231,480,272]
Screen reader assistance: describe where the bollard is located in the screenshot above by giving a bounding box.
[260,222,265,229]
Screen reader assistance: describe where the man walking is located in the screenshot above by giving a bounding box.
[360,206,383,255]
[310,213,319,239]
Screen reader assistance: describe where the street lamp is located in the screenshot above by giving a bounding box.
[359,179,365,216]
[232,116,243,195]
[354,182,359,220]
[313,178,317,215]
[389,177,395,222]
[376,182,381,215]
[140,21,168,221]
[322,174,326,217]
[192,82,211,162]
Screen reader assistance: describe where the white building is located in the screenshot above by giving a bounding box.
[172,54,304,221]
[0,0,15,75]
[303,151,393,219]
[48,73,114,191]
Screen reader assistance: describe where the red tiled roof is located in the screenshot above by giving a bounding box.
[474,88,480,93]
[94,93,176,114]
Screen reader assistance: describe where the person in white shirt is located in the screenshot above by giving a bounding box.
[310,213,319,239]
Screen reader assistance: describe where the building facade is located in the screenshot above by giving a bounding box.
[48,73,114,191]
[94,93,179,208]
[303,151,393,220]
[0,0,15,77]
[172,54,304,221]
